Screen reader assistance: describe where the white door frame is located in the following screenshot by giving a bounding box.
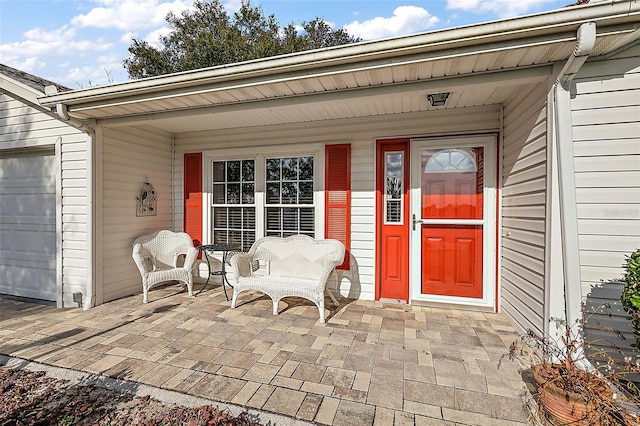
[409,135,497,308]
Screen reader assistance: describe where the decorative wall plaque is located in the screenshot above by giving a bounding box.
[136,180,157,217]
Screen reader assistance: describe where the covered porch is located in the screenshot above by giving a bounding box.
[0,285,530,425]
[37,2,640,345]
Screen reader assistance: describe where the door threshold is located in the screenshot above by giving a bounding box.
[411,299,494,312]
[379,298,408,304]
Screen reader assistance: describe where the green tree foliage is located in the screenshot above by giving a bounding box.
[123,0,361,79]
[621,249,640,349]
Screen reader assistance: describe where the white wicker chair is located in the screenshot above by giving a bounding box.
[132,230,197,303]
[229,235,345,323]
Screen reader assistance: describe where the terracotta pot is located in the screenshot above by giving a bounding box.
[532,363,614,426]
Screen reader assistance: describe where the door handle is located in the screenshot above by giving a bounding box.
[412,214,423,231]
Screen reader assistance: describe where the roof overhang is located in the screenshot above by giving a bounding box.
[1,74,44,105]
[38,0,640,134]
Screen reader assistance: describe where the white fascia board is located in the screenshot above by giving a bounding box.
[39,0,639,109]
[0,74,43,104]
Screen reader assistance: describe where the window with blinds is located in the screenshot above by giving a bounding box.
[265,156,315,238]
[385,152,404,224]
[211,159,256,251]
[210,155,316,247]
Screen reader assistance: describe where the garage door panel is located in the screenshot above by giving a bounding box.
[0,153,57,301]
[2,215,55,226]
[0,269,56,300]
[13,231,55,255]
[12,193,56,214]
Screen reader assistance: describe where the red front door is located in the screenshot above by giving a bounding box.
[412,141,487,299]
[376,139,410,301]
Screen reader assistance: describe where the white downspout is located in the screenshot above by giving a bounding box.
[553,22,596,330]
[44,85,96,309]
[84,119,96,309]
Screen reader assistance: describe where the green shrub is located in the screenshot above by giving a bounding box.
[620,249,640,349]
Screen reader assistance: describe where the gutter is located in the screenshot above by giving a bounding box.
[552,22,596,334]
[44,85,96,310]
[39,0,638,109]
[602,25,640,55]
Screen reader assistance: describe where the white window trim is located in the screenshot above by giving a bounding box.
[202,143,325,246]
[384,150,405,226]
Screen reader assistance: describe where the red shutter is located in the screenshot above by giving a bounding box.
[325,144,351,270]
[184,153,202,249]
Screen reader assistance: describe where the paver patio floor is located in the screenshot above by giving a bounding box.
[0,284,533,425]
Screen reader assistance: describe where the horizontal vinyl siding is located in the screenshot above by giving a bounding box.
[572,45,640,357]
[0,92,88,307]
[174,106,501,301]
[501,82,548,336]
[100,126,173,303]
[572,45,640,292]
[584,281,637,369]
[60,133,89,307]
[0,96,74,149]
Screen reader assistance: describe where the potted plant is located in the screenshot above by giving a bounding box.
[509,311,640,425]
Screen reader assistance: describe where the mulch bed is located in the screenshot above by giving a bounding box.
[0,367,262,425]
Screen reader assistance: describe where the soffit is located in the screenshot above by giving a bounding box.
[71,40,577,122]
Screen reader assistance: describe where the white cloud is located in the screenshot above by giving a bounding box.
[11,57,47,73]
[120,31,136,43]
[0,25,112,61]
[144,26,173,46]
[71,0,193,31]
[446,0,560,18]
[344,6,439,41]
[223,0,242,14]
[64,52,128,88]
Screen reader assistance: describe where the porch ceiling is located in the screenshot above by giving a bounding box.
[38,2,639,135]
[104,66,551,134]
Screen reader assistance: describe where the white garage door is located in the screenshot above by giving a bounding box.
[0,150,57,301]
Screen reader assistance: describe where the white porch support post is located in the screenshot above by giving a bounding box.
[86,119,98,309]
[44,85,97,309]
[545,89,565,337]
[550,22,596,339]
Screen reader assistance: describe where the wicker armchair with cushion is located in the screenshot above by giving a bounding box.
[132,230,197,303]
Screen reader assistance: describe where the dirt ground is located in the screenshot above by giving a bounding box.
[0,367,263,425]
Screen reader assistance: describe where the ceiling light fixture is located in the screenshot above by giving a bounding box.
[427,92,450,107]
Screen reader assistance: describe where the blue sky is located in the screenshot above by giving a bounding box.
[0,0,576,88]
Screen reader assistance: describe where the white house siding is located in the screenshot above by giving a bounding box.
[501,82,549,336]
[99,125,173,303]
[174,106,500,301]
[59,131,90,307]
[572,44,640,293]
[571,45,640,356]
[0,91,88,307]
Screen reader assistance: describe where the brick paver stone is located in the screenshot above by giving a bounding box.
[231,381,262,405]
[372,406,394,425]
[243,362,280,383]
[297,393,323,421]
[367,383,403,410]
[262,387,306,417]
[333,400,376,426]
